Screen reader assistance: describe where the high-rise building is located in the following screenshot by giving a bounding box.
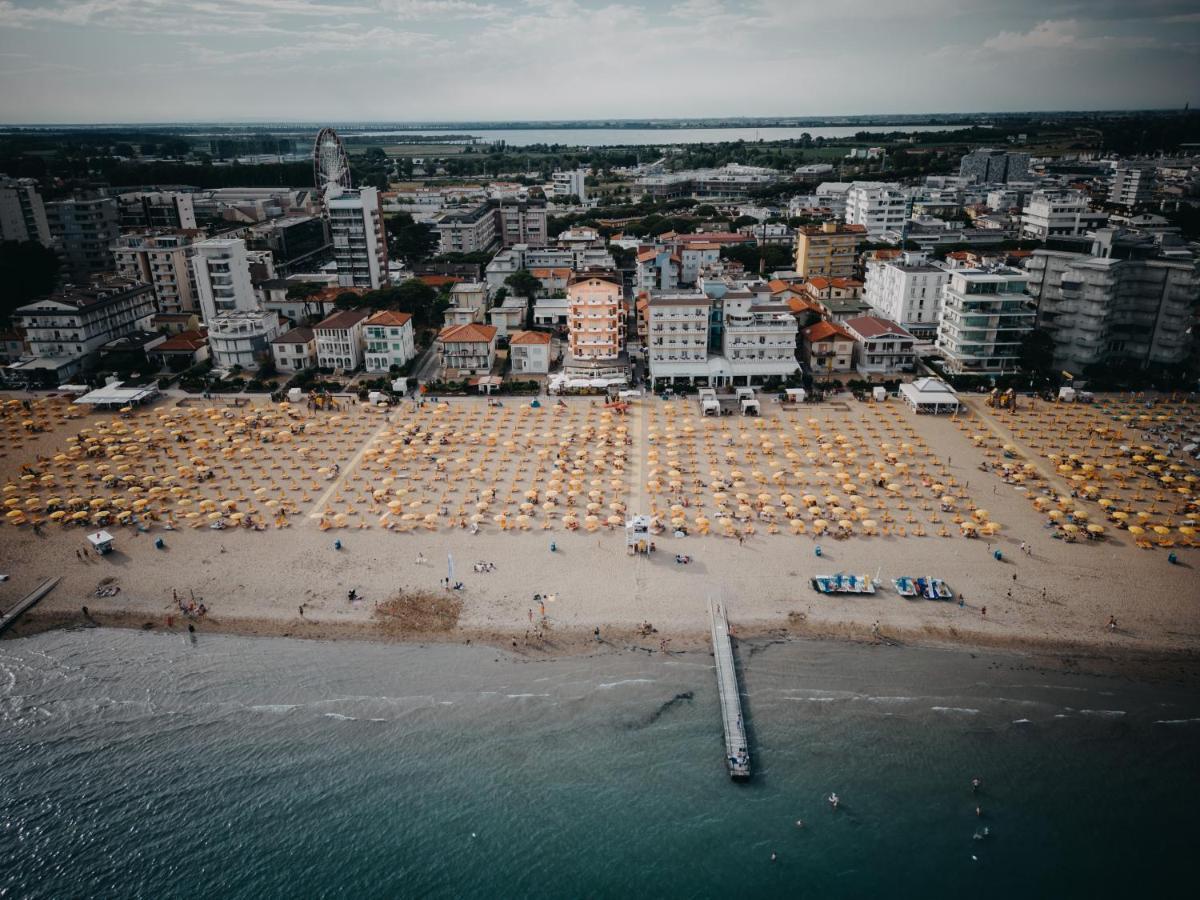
[1025,232,1198,371]
[1108,164,1156,209]
[567,271,625,362]
[434,199,547,254]
[863,251,949,340]
[0,175,51,244]
[794,222,865,279]
[112,230,203,315]
[495,199,548,248]
[327,187,387,289]
[192,237,279,367]
[551,168,587,201]
[935,267,1036,374]
[959,149,1030,184]
[117,191,197,230]
[1020,190,1109,240]
[844,183,910,239]
[46,191,119,281]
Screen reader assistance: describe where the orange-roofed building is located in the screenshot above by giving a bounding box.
[437,322,498,375]
[567,271,625,362]
[802,320,856,373]
[508,329,552,374]
[363,310,415,373]
[794,222,865,279]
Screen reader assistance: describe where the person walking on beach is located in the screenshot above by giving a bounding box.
[1108,615,1118,632]
[981,606,987,617]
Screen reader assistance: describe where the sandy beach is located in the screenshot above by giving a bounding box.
[2,390,1198,670]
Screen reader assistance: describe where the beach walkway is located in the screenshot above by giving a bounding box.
[306,414,395,521]
[708,598,750,780]
[0,577,61,635]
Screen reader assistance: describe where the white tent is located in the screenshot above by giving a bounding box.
[899,377,959,414]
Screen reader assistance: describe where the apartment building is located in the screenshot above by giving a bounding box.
[205,310,281,369]
[362,310,415,373]
[0,175,51,244]
[566,272,625,362]
[328,187,387,290]
[496,199,548,248]
[720,291,799,382]
[246,215,330,276]
[484,245,614,289]
[1109,164,1156,209]
[794,222,865,279]
[1020,190,1109,240]
[270,326,317,373]
[445,282,489,325]
[192,238,257,322]
[435,202,498,255]
[314,308,371,371]
[802,321,856,373]
[437,323,498,375]
[9,276,155,382]
[112,230,203,315]
[509,330,552,374]
[46,191,119,281]
[935,267,1036,374]
[551,169,587,201]
[959,149,1030,184]
[863,252,949,340]
[844,183,910,239]
[1024,235,1199,371]
[636,248,681,292]
[117,191,197,230]
[678,243,721,285]
[645,291,712,387]
[842,315,917,375]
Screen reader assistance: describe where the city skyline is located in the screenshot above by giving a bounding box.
[1,0,1198,124]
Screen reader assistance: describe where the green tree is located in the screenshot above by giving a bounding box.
[385,213,438,264]
[0,240,60,325]
[1018,328,1057,377]
[505,269,542,299]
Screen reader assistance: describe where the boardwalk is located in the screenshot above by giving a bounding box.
[0,577,61,635]
[708,598,750,780]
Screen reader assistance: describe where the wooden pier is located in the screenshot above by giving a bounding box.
[0,577,60,636]
[708,598,750,780]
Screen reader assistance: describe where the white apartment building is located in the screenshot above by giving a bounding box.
[0,175,51,244]
[1020,190,1109,240]
[679,243,721,286]
[863,251,949,340]
[509,330,552,374]
[646,292,712,388]
[636,248,680,292]
[117,191,198,230]
[206,310,281,370]
[814,182,854,218]
[436,203,499,255]
[555,226,603,249]
[9,277,156,382]
[362,310,415,373]
[46,192,119,280]
[192,238,258,322]
[721,291,799,382]
[328,187,387,290]
[936,267,1036,374]
[842,315,917,375]
[113,230,202,315]
[551,168,587,201]
[1109,164,1155,208]
[844,183,910,239]
[1024,237,1199,371]
[484,245,614,289]
[566,272,625,361]
[314,308,371,371]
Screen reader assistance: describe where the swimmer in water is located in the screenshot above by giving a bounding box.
[795,819,804,828]
[828,792,839,809]
[770,852,777,862]
[971,777,982,793]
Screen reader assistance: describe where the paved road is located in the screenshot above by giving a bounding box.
[410,344,440,385]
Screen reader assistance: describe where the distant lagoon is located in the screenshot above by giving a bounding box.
[351,124,974,147]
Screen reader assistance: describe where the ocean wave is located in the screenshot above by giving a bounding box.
[866,696,916,703]
[248,704,298,713]
[324,712,357,720]
[931,706,980,715]
[1011,718,1033,725]
[1153,718,1200,725]
[784,696,837,702]
[597,678,655,690]
[505,693,551,699]
[1078,709,1126,718]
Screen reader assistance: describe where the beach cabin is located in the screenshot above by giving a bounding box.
[86,530,114,555]
[736,387,760,416]
[697,388,720,416]
[625,514,652,554]
[784,388,807,404]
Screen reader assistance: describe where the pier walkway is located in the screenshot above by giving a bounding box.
[0,577,60,636]
[708,598,750,780]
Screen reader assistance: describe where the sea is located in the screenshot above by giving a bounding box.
[351,125,972,147]
[2,628,1197,899]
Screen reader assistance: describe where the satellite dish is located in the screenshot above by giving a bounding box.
[313,127,351,200]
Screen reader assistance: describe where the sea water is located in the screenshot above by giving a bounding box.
[2,629,1197,898]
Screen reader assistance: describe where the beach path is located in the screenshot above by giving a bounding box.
[307,414,395,521]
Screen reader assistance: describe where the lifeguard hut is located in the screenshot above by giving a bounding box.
[625,514,651,554]
[86,530,114,555]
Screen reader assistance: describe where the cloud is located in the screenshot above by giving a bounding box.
[982,18,1080,52]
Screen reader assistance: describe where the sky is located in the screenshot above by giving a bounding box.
[0,0,1198,124]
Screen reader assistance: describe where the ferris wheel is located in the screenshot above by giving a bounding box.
[313,127,352,198]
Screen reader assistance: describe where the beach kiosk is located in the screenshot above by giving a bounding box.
[899,377,960,415]
[784,388,806,404]
[86,530,115,555]
[626,514,652,554]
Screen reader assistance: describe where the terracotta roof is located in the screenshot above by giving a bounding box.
[315,309,371,331]
[786,297,823,315]
[803,321,854,343]
[946,250,973,260]
[509,330,552,345]
[366,310,413,327]
[154,330,208,352]
[636,249,658,263]
[418,275,463,288]
[530,268,570,278]
[438,323,497,343]
[672,232,753,244]
[767,278,796,293]
[843,315,913,339]
[272,326,315,345]
[798,223,867,236]
[683,242,720,251]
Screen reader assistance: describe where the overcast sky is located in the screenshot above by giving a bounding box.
[1,0,1197,123]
